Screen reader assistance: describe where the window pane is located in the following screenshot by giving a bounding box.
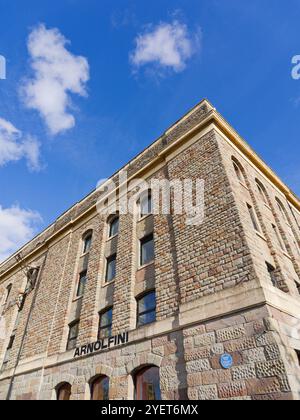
[140,193,152,218]
[141,235,154,266]
[83,235,92,254]
[135,367,161,401]
[77,271,87,297]
[91,376,109,400]
[109,218,119,237]
[138,292,156,327]
[247,204,260,232]
[99,308,113,339]
[106,256,116,282]
[67,322,79,350]
[100,308,113,328]
[138,311,156,327]
[139,292,156,313]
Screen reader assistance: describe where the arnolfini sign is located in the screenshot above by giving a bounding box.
[74,332,129,358]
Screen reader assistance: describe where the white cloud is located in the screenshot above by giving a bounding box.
[0,117,41,171]
[0,205,42,263]
[130,20,200,73]
[21,24,89,135]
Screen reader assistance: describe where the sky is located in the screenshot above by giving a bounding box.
[0,0,300,262]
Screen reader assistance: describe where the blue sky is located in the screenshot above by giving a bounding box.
[0,0,300,261]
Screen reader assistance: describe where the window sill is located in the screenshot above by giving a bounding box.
[137,261,155,271]
[239,182,249,191]
[80,251,90,258]
[139,214,153,223]
[255,231,267,242]
[283,251,292,260]
[102,279,115,288]
[72,295,83,303]
[136,320,156,331]
[107,233,118,242]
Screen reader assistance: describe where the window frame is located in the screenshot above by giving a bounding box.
[4,284,12,304]
[247,203,261,232]
[108,217,119,239]
[134,365,161,401]
[140,234,155,267]
[140,191,153,219]
[83,233,93,255]
[67,320,79,351]
[76,270,87,297]
[266,262,277,288]
[105,254,117,283]
[137,290,156,328]
[57,383,72,401]
[90,375,110,401]
[98,307,113,339]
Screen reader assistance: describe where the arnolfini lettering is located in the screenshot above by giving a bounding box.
[74,332,129,358]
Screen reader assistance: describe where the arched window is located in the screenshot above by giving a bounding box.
[109,216,119,238]
[232,157,246,184]
[276,198,288,223]
[256,180,268,205]
[57,383,72,400]
[134,366,161,400]
[90,376,110,400]
[83,231,93,254]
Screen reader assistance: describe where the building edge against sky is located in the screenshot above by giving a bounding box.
[0,99,300,400]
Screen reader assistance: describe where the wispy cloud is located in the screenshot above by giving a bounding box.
[0,204,42,263]
[0,117,41,171]
[130,20,201,75]
[21,24,89,135]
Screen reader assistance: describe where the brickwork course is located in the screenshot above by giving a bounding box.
[0,99,300,400]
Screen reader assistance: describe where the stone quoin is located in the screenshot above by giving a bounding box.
[0,99,300,400]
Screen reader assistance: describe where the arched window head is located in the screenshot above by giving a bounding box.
[232,157,246,184]
[134,366,161,400]
[108,216,119,238]
[82,231,93,254]
[276,199,288,222]
[256,179,268,205]
[90,376,110,400]
[56,382,72,400]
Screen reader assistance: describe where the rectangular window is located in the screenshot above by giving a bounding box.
[272,224,287,252]
[247,203,260,232]
[109,217,119,238]
[83,235,92,254]
[105,255,116,283]
[77,271,87,297]
[5,284,12,304]
[140,192,152,218]
[7,335,15,351]
[140,234,155,266]
[266,262,277,288]
[67,321,79,351]
[137,291,156,327]
[98,308,113,339]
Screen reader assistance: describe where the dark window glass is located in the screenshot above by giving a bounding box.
[295,282,300,296]
[91,376,109,400]
[137,291,156,327]
[67,321,79,351]
[7,335,15,350]
[135,366,161,401]
[296,350,300,366]
[57,383,72,401]
[83,234,92,254]
[77,271,87,297]
[5,284,12,304]
[98,308,113,339]
[247,204,260,232]
[106,255,116,283]
[109,217,119,238]
[266,263,277,288]
[140,192,152,218]
[140,234,154,266]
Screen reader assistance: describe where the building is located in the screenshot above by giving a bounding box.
[0,99,300,400]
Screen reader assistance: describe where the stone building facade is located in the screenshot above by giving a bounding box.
[0,99,300,400]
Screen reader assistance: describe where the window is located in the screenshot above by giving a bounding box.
[266,262,277,287]
[134,366,161,401]
[109,217,119,238]
[7,335,15,351]
[296,350,300,366]
[25,268,39,292]
[83,233,92,254]
[295,281,300,296]
[90,376,109,400]
[77,271,87,297]
[247,203,260,232]
[276,199,288,223]
[232,159,245,184]
[137,291,156,327]
[140,191,152,218]
[140,234,155,266]
[256,181,268,205]
[67,321,79,351]
[105,255,116,283]
[98,308,113,339]
[4,284,12,304]
[57,383,72,401]
[272,224,287,252]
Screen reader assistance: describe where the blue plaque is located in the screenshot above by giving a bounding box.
[220,353,233,369]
